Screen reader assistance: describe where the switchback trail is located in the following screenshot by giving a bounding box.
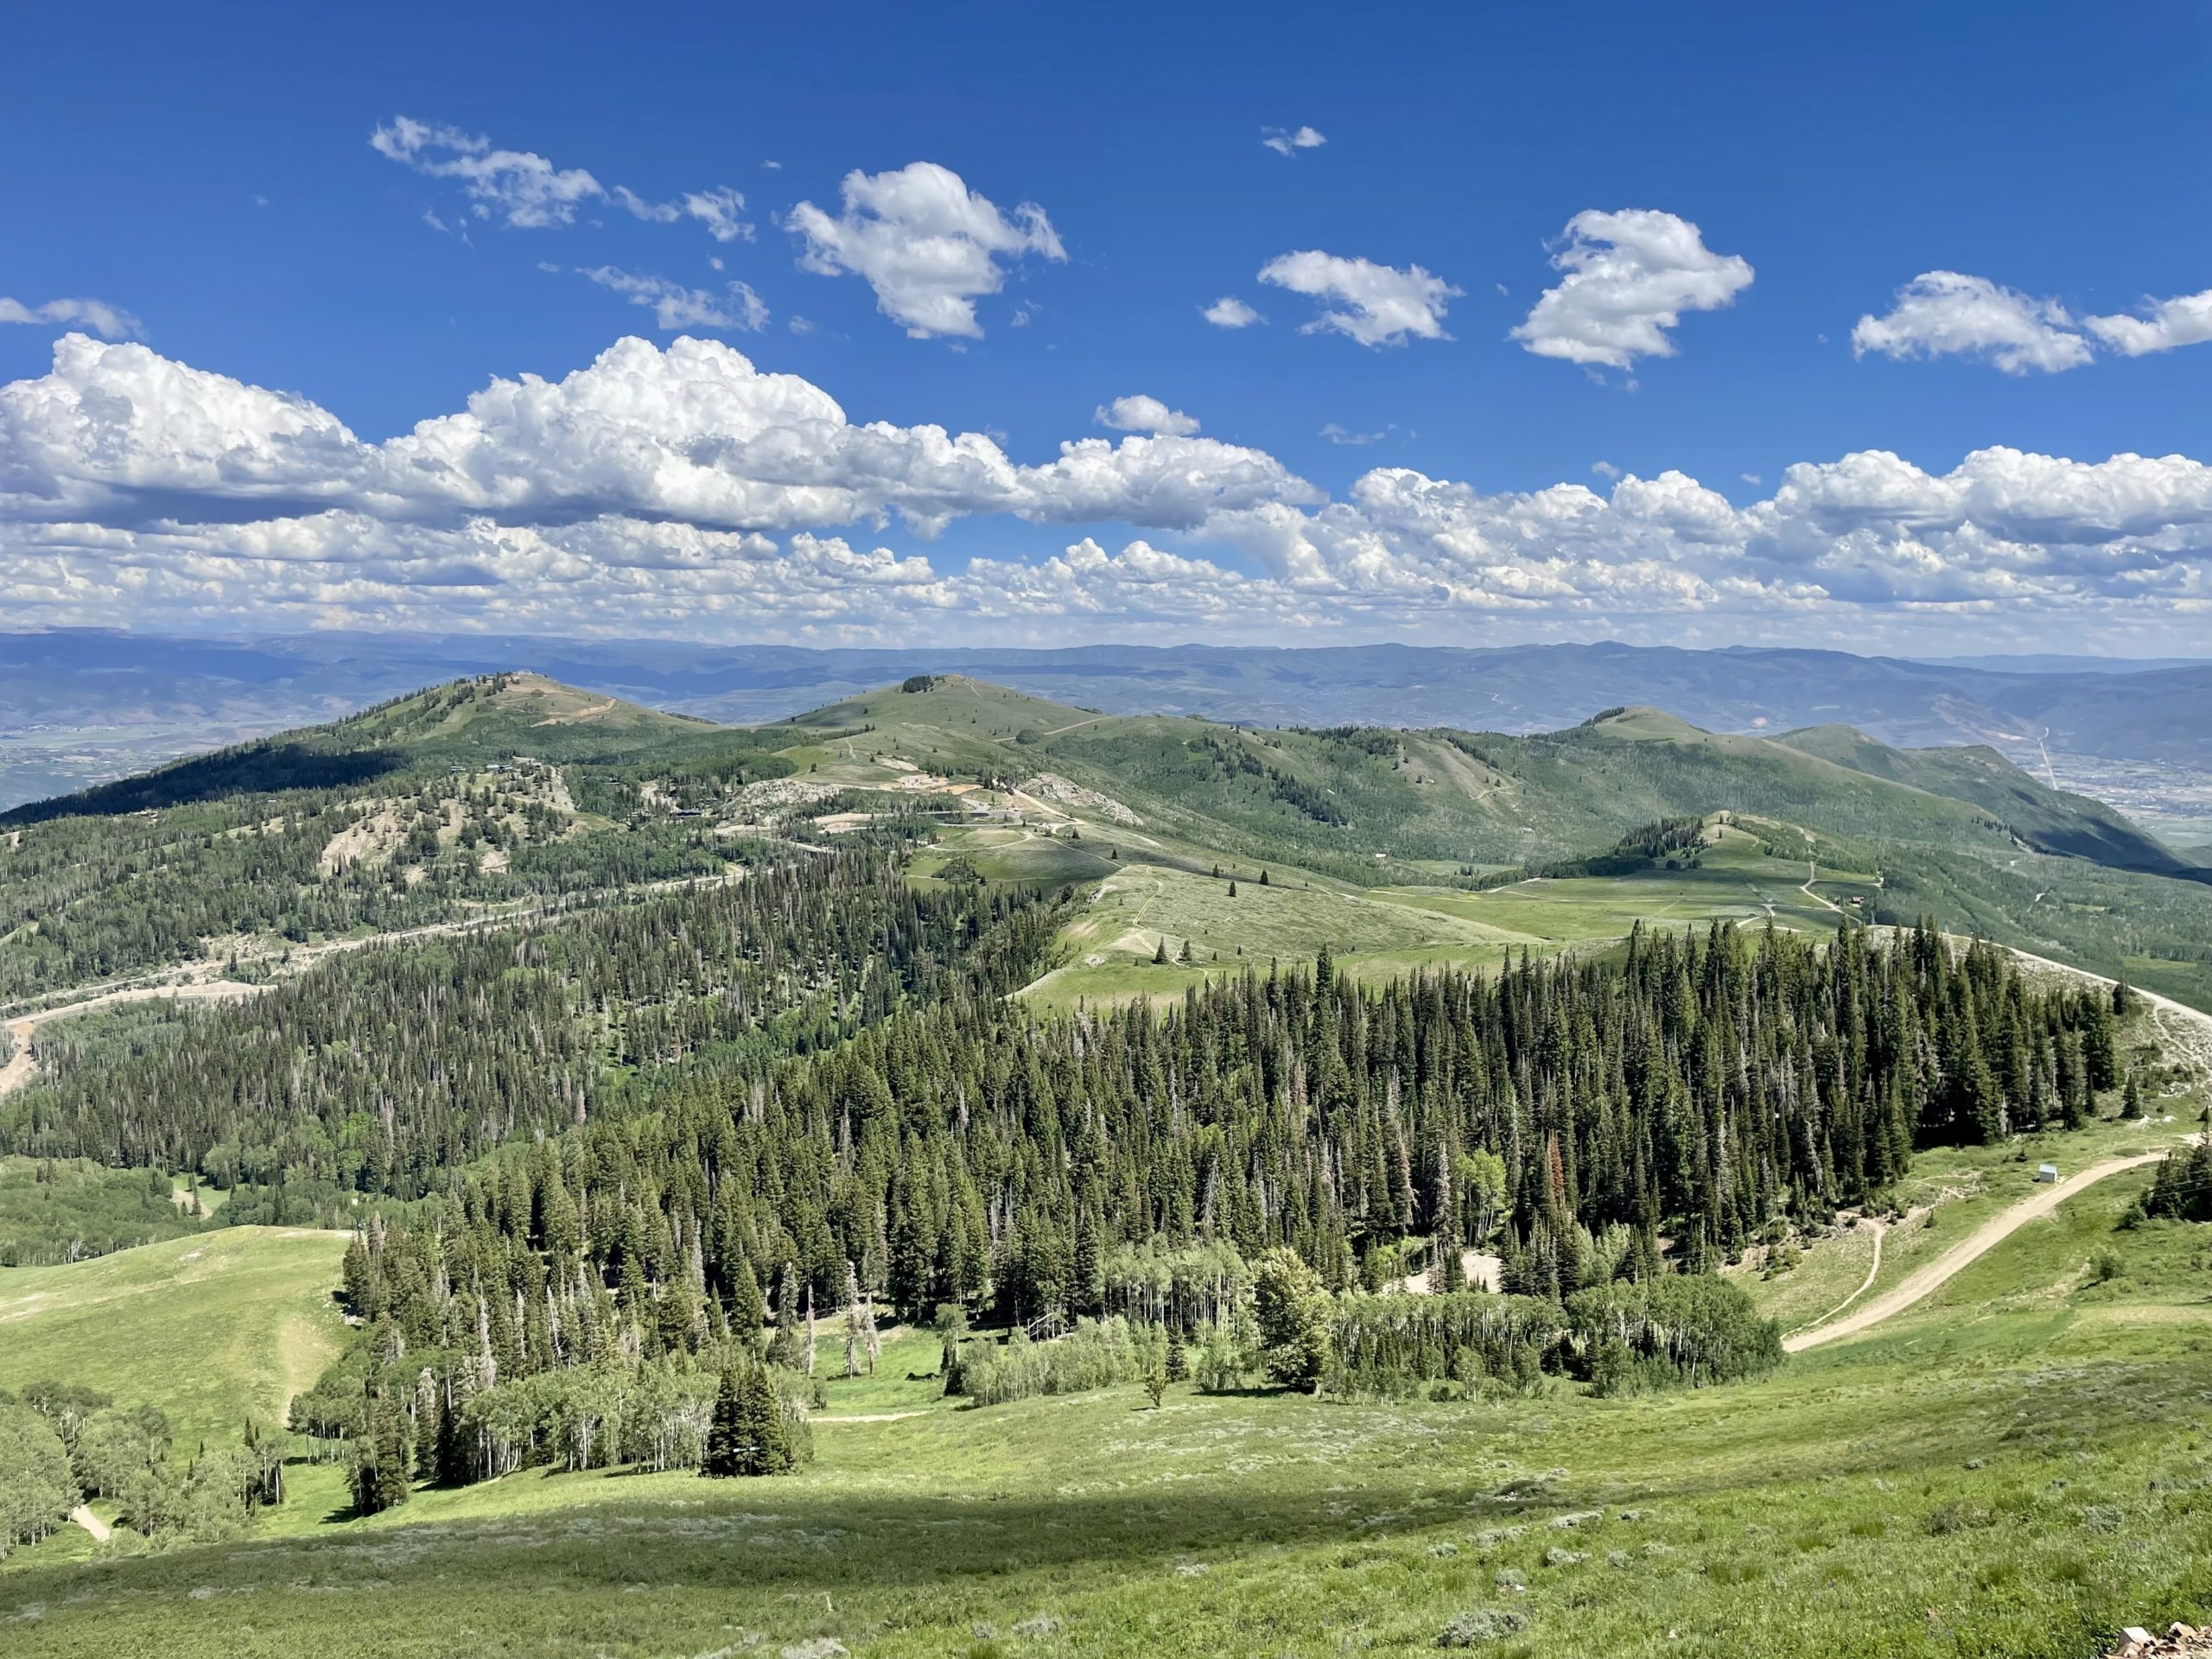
[1783,1218,1885,1339]
[1784,1152,2168,1352]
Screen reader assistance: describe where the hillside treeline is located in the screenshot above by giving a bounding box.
[0,846,1058,1197]
[0,785,738,1001]
[326,921,2119,1414]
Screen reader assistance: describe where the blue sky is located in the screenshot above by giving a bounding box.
[3,0,2210,651]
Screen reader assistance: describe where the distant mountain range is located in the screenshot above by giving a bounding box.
[3,628,2207,812]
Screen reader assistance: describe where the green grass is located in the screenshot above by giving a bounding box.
[812,1327,955,1417]
[1018,824,1885,1011]
[3,1200,2208,1656]
[1021,860,1535,1009]
[0,1226,349,1446]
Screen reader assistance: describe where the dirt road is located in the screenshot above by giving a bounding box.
[0,980,265,1099]
[0,865,755,1097]
[1784,1153,2167,1351]
[1999,944,2212,1083]
[68,1504,111,1542]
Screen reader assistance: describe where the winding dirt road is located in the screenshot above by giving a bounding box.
[1,981,265,1100]
[1784,1152,2168,1351]
[0,865,755,1099]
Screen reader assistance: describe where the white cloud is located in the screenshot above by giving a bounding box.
[1322,423,1393,446]
[576,267,769,332]
[786,162,1065,339]
[1852,270,2092,375]
[1095,395,1199,437]
[372,117,604,229]
[1202,296,1263,329]
[6,333,2211,649]
[1257,251,1459,346]
[1511,209,1752,370]
[0,296,143,340]
[1590,461,1621,480]
[370,117,748,239]
[679,188,754,244]
[0,334,1316,543]
[1261,125,1326,156]
[2083,287,2212,357]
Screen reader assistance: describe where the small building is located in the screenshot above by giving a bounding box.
[2036,1162,2060,1184]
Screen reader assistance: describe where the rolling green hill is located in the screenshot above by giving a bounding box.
[0,676,823,1004]
[820,687,2177,875]
[6,670,2205,1009]
[0,672,738,824]
[1771,721,2183,869]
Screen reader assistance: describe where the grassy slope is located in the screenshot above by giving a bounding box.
[1020,821,1881,1010]
[1772,723,2177,869]
[760,681,2204,1006]
[1033,702,2177,873]
[0,1191,2204,1656]
[0,1226,349,1445]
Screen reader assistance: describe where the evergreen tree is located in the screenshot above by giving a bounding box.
[349,1389,411,1516]
[702,1368,746,1478]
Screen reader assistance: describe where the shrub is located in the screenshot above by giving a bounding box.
[1439,1609,1528,1646]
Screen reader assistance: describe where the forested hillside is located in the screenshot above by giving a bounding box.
[0,841,1057,1203]
[278,921,2129,1477]
[0,676,827,1001]
[7,671,2196,1012]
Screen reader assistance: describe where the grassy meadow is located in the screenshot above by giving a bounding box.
[1008,819,1886,1010]
[0,1226,350,1447]
[1,1161,2206,1658]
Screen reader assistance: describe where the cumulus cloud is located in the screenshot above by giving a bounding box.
[4,332,2210,649]
[1261,125,1326,156]
[1511,209,1752,370]
[370,117,749,239]
[1095,395,1199,437]
[1852,270,2093,374]
[0,296,143,340]
[1202,296,1263,328]
[2083,287,2212,357]
[787,162,1065,339]
[0,334,1315,542]
[1257,251,1459,346]
[577,267,769,332]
